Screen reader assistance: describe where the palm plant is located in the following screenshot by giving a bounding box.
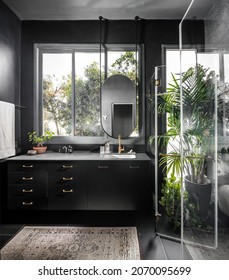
[154,64,216,183]
[149,64,226,226]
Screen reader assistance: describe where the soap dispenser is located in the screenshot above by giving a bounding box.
[104,142,110,154]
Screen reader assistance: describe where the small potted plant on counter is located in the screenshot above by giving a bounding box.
[28,131,54,154]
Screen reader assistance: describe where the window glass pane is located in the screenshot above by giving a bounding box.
[166,50,196,86]
[197,53,219,76]
[166,50,196,168]
[42,53,72,136]
[39,45,141,140]
[108,51,139,136]
[108,51,136,82]
[75,52,104,136]
[224,54,229,83]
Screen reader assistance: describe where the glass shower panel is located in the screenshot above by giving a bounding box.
[179,0,228,260]
[151,65,171,238]
[151,63,186,260]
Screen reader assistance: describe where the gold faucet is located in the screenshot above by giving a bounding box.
[118,134,124,154]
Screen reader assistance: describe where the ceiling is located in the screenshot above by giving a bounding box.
[3,0,216,21]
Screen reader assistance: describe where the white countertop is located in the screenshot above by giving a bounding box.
[8,151,151,161]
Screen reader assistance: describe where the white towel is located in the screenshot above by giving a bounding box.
[0,101,16,159]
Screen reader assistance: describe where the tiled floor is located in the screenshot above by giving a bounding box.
[0,210,191,260]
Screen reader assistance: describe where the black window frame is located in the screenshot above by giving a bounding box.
[34,43,145,145]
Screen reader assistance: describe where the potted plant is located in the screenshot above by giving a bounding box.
[28,131,54,154]
[159,174,202,231]
[151,64,217,223]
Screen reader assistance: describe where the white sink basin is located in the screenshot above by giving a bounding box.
[103,153,136,159]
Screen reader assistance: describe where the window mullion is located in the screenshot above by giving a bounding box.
[104,45,108,79]
[72,51,76,136]
[39,50,43,134]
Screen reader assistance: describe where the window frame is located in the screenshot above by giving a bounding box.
[34,43,145,145]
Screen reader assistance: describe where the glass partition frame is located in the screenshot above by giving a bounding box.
[180,0,218,258]
[154,0,220,260]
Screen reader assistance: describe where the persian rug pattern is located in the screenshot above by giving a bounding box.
[0,226,141,260]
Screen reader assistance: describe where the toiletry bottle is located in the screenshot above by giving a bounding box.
[68,145,73,153]
[105,142,110,154]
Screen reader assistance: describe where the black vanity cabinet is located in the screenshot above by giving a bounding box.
[86,160,152,211]
[7,162,48,210]
[7,153,153,212]
[48,162,87,210]
[87,161,118,210]
[116,161,152,210]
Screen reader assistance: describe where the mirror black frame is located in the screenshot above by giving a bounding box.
[101,74,136,139]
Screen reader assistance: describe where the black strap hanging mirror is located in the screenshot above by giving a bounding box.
[100,16,138,139]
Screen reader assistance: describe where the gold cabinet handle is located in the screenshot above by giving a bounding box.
[62,189,73,193]
[22,164,33,168]
[62,177,73,181]
[98,165,109,169]
[62,165,73,169]
[22,202,33,206]
[22,189,33,193]
[129,166,140,169]
[22,177,33,181]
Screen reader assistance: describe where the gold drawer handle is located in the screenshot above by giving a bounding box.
[22,177,33,181]
[22,189,34,193]
[62,189,73,193]
[22,202,33,206]
[98,165,109,169]
[22,165,33,168]
[62,177,73,181]
[62,165,73,169]
[129,166,140,169]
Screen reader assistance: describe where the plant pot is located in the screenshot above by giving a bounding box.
[185,176,212,222]
[33,146,47,154]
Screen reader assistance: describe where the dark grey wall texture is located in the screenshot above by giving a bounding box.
[205,0,229,51]
[0,0,205,152]
[0,0,21,104]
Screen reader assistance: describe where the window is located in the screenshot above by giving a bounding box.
[35,44,141,142]
[166,49,220,88]
[164,47,220,174]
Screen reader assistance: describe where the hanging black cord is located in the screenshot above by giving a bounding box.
[135,16,139,99]
[99,16,103,99]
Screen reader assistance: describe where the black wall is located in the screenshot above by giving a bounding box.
[0,0,21,103]
[0,0,21,150]
[0,0,21,220]
[21,19,205,151]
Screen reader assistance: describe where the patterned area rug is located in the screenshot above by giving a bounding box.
[0,226,141,260]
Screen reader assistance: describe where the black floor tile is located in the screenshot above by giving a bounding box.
[0,210,191,259]
[0,224,23,234]
[0,235,13,248]
[161,238,192,260]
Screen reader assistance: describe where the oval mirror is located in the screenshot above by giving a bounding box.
[101,74,136,139]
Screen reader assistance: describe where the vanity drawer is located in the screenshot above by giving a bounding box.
[48,185,86,210]
[8,184,47,197]
[8,162,46,172]
[47,162,81,172]
[8,172,48,185]
[8,197,48,210]
[48,172,79,185]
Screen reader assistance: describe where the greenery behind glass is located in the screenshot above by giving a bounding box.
[42,51,137,137]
